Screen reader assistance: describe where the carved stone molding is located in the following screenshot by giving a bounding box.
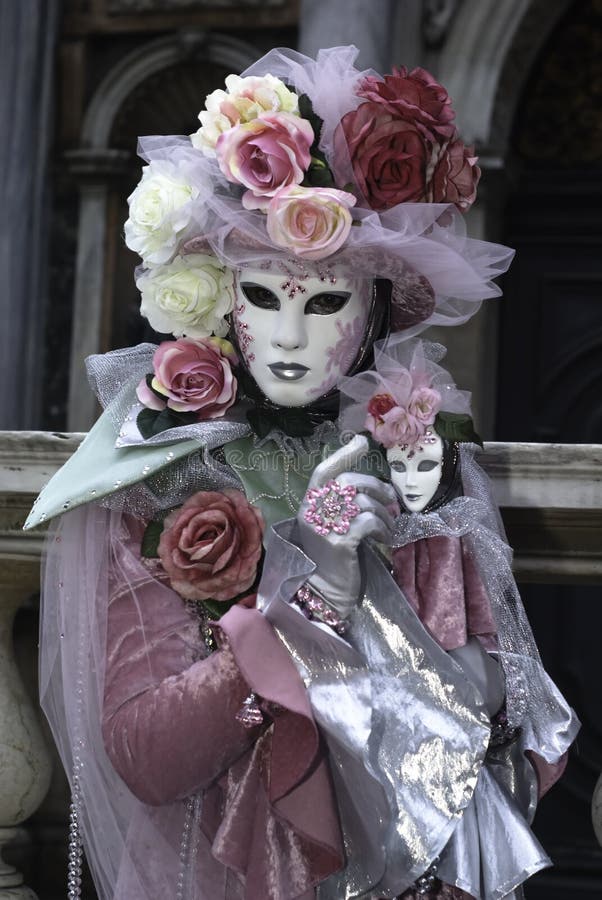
[437,0,571,151]
[422,0,461,48]
[3,432,602,583]
[80,31,259,150]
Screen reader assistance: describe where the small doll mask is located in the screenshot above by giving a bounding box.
[387,431,444,512]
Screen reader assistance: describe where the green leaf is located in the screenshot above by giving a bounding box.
[136,406,198,439]
[137,407,161,439]
[141,519,165,558]
[435,412,483,447]
[299,93,324,148]
[311,162,337,188]
[199,598,233,620]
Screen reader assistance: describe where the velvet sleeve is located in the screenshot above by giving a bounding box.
[101,522,259,806]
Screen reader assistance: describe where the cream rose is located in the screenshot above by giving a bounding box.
[137,253,234,338]
[124,162,200,266]
[191,74,299,157]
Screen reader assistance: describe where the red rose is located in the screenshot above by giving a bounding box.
[430,139,480,211]
[358,67,456,141]
[367,393,397,421]
[335,66,479,213]
[158,489,264,602]
[336,103,431,210]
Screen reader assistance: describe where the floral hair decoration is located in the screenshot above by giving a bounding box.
[124,45,514,341]
[134,336,238,438]
[338,336,482,449]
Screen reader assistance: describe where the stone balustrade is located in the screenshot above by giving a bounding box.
[0,431,601,895]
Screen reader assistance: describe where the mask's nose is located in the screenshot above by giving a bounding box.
[404,468,418,489]
[271,309,308,351]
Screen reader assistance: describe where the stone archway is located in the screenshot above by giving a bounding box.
[425,0,572,438]
[438,0,571,154]
[496,3,602,895]
[67,31,260,430]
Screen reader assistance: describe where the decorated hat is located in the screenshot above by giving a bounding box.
[125,45,513,338]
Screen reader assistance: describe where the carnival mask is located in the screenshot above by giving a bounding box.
[387,430,444,512]
[232,267,372,407]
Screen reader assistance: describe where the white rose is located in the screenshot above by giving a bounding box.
[191,74,299,156]
[124,162,200,266]
[190,110,234,158]
[137,253,234,338]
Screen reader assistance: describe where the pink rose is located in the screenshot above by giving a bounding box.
[407,387,441,425]
[357,67,456,141]
[377,406,423,448]
[216,112,314,209]
[136,337,237,417]
[430,139,480,211]
[266,185,356,259]
[336,102,432,211]
[158,489,264,602]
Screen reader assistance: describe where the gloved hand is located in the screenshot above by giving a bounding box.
[448,638,506,716]
[296,435,397,618]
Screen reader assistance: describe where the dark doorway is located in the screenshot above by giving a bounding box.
[498,2,602,896]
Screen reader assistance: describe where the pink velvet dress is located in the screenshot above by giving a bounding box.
[101,515,344,899]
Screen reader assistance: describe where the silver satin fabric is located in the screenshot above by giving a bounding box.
[437,740,548,899]
[258,520,491,899]
[258,517,578,899]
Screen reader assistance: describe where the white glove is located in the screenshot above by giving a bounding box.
[296,436,397,618]
[448,638,506,716]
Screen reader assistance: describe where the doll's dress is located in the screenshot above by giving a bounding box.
[381,494,578,900]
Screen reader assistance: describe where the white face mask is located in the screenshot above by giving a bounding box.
[232,267,371,407]
[387,431,444,512]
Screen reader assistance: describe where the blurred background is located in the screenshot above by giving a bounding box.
[1,0,601,897]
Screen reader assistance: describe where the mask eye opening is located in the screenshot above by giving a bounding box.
[304,291,351,316]
[389,460,407,473]
[240,283,281,311]
[417,459,440,472]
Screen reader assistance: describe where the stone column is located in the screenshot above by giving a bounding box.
[64,149,130,432]
[0,0,61,430]
[299,0,397,71]
[0,564,52,899]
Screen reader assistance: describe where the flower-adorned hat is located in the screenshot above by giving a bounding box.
[338,335,481,449]
[125,45,514,339]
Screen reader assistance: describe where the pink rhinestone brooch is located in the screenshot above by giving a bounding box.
[303,479,360,536]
